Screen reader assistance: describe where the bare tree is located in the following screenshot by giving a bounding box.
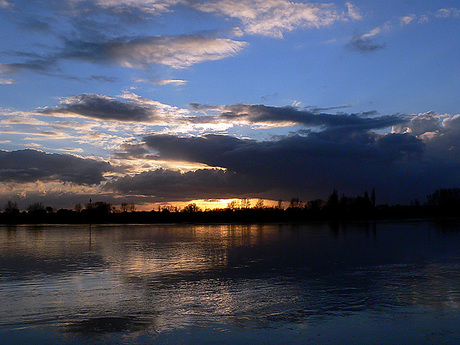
[75,203,82,212]
[4,200,19,214]
[254,199,265,209]
[276,199,284,210]
[27,202,45,213]
[227,200,238,211]
[240,198,251,209]
[183,203,201,213]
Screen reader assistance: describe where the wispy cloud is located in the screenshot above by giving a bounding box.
[61,35,248,69]
[65,1,361,38]
[137,78,187,86]
[347,36,386,53]
[193,0,361,38]
[345,2,362,21]
[69,0,182,16]
[435,8,460,18]
[0,0,13,10]
[0,78,15,84]
[346,7,459,53]
[400,14,416,26]
[5,35,247,76]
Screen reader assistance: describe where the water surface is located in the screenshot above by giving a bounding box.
[0,221,459,344]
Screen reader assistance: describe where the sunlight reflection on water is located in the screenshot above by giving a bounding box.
[0,222,459,344]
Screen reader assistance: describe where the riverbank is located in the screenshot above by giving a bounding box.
[1,204,459,224]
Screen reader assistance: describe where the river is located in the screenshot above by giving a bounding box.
[0,221,459,344]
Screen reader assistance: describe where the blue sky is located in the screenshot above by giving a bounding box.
[0,0,459,209]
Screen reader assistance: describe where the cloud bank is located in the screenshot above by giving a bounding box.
[106,111,460,203]
[0,149,112,185]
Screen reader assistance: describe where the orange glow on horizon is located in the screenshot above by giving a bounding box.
[131,198,281,212]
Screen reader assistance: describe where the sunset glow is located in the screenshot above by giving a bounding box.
[0,1,459,209]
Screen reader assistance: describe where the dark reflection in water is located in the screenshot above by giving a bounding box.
[0,221,459,344]
[65,315,154,334]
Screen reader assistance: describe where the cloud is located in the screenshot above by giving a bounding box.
[193,103,404,131]
[393,111,460,162]
[0,149,112,185]
[436,8,460,18]
[40,94,159,122]
[0,63,15,74]
[61,35,247,69]
[4,34,247,78]
[345,2,362,21]
[113,142,151,160]
[66,1,361,38]
[70,0,181,16]
[137,78,187,86]
[347,37,386,53]
[346,7,459,53]
[107,168,260,200]
[0,0,13,10]
[0,78,15,84]
[40,95,402,131]
[17,18,52,32]
[193,0,360,38]
[400,14,416,26]
[127,111,460,203]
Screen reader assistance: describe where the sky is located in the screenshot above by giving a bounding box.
[0,0,459,210]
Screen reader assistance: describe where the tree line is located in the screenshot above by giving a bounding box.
[1,187,459,224]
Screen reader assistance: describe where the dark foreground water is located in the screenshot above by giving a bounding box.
[0,221,459,344]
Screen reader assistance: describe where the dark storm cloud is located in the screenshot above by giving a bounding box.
[347,36,386,53]
[143,132,425,175]
[135,113,460,203]
[41,94,156,122]
[107,168,261,201]
[0,149,112,185]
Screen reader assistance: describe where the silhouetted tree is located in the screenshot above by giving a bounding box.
[254,199,265,209]
[27,202,45,214]
[94,201,112,214]
[4,200,19,214]
[227,200,238,211]
[120,203,136,212]
[427,188,460,207]
[183,203,201,213]
[288,197,302,209]
[74,203,82,212]
[276,199,284,210]
[306,199,324,212]
[84,201,111,215]
[160,205,178,213]
[364,190,370,205]
[371,188,376,207]
[240,198,251,209]
[327,190,339,211]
